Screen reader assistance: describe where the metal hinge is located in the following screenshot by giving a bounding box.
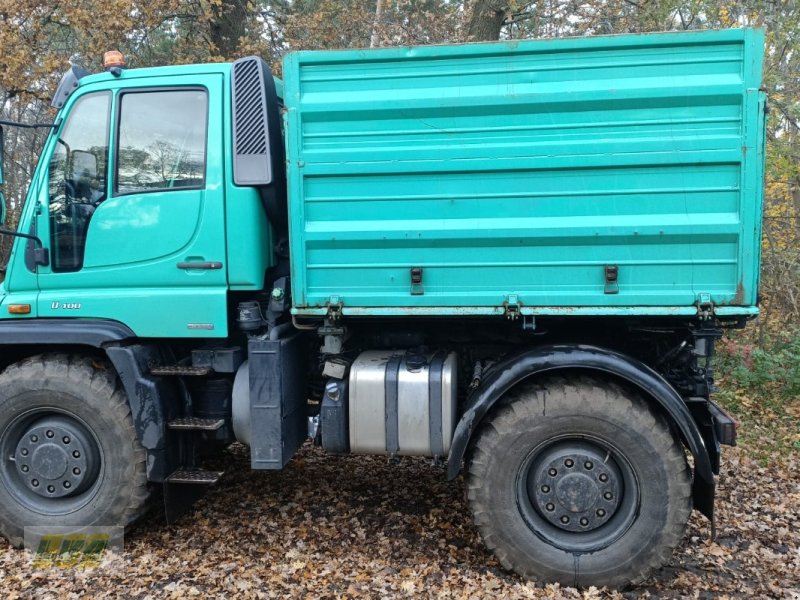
[696,293,714,320]
[326,296,343,321]
[503,294,521,320]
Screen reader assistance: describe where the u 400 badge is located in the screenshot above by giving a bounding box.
[50,301,81,310]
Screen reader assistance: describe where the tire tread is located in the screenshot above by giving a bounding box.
[467,375,692,587]
[0,354,150,547]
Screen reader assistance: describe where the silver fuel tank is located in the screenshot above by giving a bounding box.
[348,350,458,457]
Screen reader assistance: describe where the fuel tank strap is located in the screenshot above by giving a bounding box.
[384,355,402,456]
[428,352,446,458]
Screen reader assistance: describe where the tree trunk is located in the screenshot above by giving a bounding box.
[370,0,385,48]
[467,0,508,41]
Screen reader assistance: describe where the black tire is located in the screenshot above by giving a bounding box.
[0,354,149,547]
[467,375,692,588]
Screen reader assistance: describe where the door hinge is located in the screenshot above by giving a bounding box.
[326,296,343,321]
[696,293,714,320]
[503,294,521,320]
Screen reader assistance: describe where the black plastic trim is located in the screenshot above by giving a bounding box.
[106,344,177,482]
[230,56,288,249]
[446,344,717,521]
[707,399,737,447]
[0,318,134,347]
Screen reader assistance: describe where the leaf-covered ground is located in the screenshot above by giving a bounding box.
[0,436,797,599]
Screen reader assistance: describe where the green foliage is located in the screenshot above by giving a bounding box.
[715,330,800,464]
[717,329,800,400]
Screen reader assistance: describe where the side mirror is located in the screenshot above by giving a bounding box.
[69,149,97,181]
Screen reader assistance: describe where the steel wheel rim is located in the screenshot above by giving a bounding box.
[515,434,640,553]
[1,407,104,515]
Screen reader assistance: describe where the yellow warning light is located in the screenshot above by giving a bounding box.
[7,304,31,314]
[103,50,126,70]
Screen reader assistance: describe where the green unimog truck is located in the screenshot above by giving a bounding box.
[0,28,765,587]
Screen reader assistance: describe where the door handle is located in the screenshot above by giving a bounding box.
[177,261,223,270]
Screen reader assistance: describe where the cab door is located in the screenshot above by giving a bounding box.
[36,74,229,338]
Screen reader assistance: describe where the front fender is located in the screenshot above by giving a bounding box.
[446,344,716,521]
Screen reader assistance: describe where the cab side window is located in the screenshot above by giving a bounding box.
[116,89,208,194]
[48,92,110,273]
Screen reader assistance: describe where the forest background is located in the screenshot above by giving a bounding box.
[0,0,798,456]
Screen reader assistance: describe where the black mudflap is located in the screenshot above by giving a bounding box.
[248,331,307,469]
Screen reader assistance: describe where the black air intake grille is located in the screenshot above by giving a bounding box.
[232,59,268,156]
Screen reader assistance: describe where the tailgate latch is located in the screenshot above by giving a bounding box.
[503,294,521,320]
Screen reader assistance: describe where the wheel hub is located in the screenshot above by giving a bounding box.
[13,416,99,499]
[528,441,622,532]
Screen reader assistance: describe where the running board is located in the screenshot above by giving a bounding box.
[167,418,225,431]
[150,365,212,377]
[163,469,224,523]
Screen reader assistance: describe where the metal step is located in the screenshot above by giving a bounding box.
[150,365,212,377]
[165,469,223,485]
[168,417,225,431]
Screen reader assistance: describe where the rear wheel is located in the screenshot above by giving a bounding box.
[467,376,691,588]
[0,354,149,546]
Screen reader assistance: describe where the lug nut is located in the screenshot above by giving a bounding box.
[21,465,29,473]
[20,449,28,457]
[47,485,55,493]
[597,508,606,517]
[63,436,70,444]
[604,492,613,500]
[63,481,71,489]
[560,515,570,524]
[541,485,550,493]
[46,430,54,438]
[584,461,593,470]
[72,451,80,459]
[30,435,38,443]
[545,503,555,512]
[580,517,589,526]
[548,468,557,476]
[31,479,39,487]
[599,473,608,482]
[564,459,574,468]
[73,467,81,475]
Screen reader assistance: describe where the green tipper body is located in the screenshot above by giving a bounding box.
[284,28,766,318]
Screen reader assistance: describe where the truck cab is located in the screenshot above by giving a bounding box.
[2,60,279,337]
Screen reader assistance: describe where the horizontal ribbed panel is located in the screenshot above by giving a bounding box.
[284,29,765,312]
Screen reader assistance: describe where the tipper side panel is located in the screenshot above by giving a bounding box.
[284,29,765,316]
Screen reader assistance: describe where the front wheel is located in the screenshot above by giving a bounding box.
[467,376,692,588]
[0,354,149,546]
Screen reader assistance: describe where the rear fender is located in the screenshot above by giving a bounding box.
[447,344,716,522]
